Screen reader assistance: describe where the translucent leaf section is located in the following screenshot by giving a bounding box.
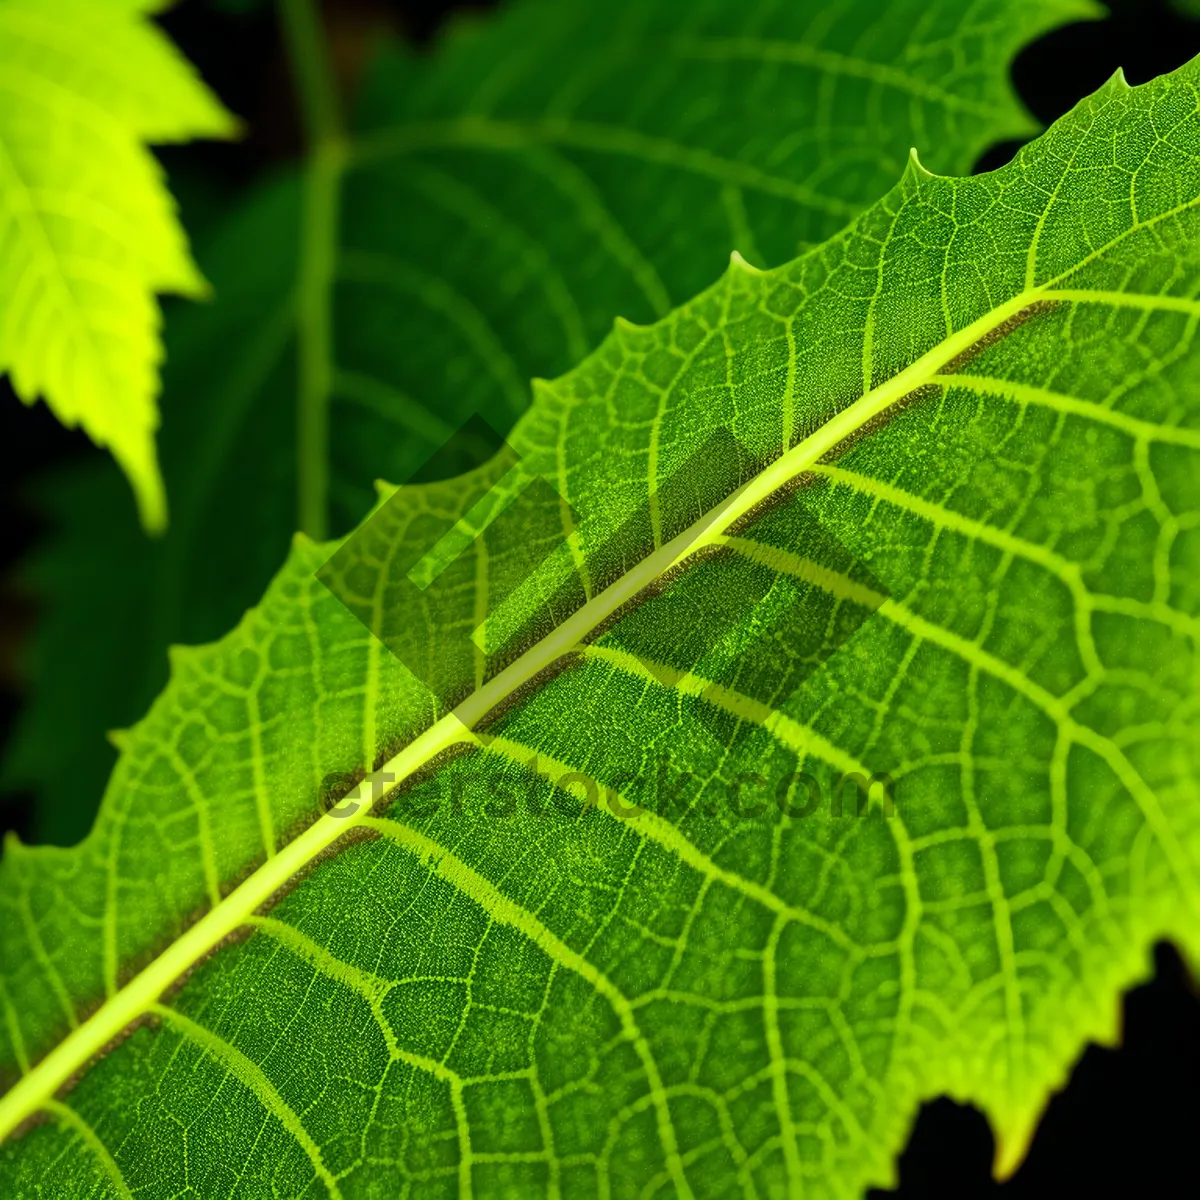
[0,0,1090,842]
[5,51,1200,1200]
[0,0,235,529]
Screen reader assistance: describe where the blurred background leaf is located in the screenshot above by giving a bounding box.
[0,0,236,529]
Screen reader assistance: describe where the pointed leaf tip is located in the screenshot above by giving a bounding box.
[992,1114,1041,1185]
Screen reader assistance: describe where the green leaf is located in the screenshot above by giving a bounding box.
[1,0,1091,844]
[4,55,1200,1198]
[0,0,236,531]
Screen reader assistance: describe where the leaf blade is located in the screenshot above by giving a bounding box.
[4,54,1200,1197]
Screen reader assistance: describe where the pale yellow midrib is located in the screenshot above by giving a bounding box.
[0,285,1041,1143]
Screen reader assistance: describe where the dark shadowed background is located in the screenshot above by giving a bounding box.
[0,0,1196,1194]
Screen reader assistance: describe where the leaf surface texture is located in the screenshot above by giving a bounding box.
[3,55,1200,1199]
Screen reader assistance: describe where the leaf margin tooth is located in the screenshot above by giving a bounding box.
[105,730,132,754]
[612,313,649,334]
[729,249,765,275]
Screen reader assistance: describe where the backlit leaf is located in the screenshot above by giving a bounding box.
[0,0,236,529]
[3,55,1200,1199]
